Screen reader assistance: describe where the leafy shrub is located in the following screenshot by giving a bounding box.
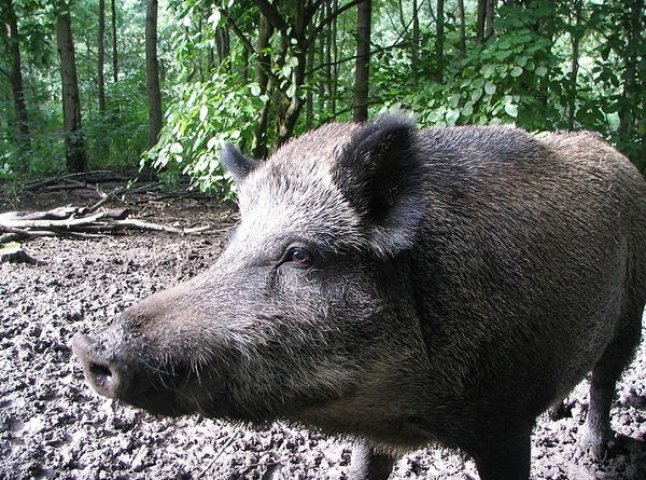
[144,69,267,200]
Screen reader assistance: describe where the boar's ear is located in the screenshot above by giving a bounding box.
[221,143,259,184]
[335,115,426,257]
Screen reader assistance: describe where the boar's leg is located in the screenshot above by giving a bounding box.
[348,438,396,480]
[471,428,532,480]
[578,301,643,457]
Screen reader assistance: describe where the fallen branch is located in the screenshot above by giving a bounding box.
[0,205,216,243]
[22,170,128,191]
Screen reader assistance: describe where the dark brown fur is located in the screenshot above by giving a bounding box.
[72,116,646,480]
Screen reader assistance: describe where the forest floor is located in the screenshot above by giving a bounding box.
[1,185,645,480]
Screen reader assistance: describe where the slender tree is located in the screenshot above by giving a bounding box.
[567,0,582,129]
[56,1,87,173]
[245,0,364,143]
[1,0,31,155]
[353,0,371,122]
[215,26,230,65]
[111,0,118,82]
[146,0,162,148]
[618,0,642,143]
[411,0,420,87]
[305,21,316,129]
[457,0,466,57]
[328,0,338,118]
[476,0,494,43]
[435,0,445,83]
[252,12,274,158]
[98,0,106,116]
[476,0,485,43]
[485,0,494,39]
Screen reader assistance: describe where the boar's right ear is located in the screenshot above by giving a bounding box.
[334,115,426,257]
[221,143,259,184]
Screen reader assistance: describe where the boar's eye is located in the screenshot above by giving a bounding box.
[285,246,312,267]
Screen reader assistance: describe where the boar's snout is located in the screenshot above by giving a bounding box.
[71,332,130,400]
[71,330,190,416]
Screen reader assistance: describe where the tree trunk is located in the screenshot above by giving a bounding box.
[618,0,640,139]
[318,5,326,120]
[435,0,444,83]
[567,0,582,130]
[215,26,230,66]
[2,0,31,156]
[353,0,371,122]
[411,0,420,87]
[457,0,466,57]
[56,2,87,173]
[145,0,162,148]
[306,23,316,129]
[252,12,274,158]
[325,0,334,117]
[485,0,495,40]
[98,0,106,116]
[476,0,486,43]
[272,1,306,145]
[111,0,118,82]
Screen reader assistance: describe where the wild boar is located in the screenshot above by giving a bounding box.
[72,115,646,480]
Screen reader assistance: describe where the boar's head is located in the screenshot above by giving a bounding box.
[72,116,429,441]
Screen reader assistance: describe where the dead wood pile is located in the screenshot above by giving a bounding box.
[0,172,220,264]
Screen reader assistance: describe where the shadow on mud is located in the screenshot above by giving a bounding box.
[596,436,646,480]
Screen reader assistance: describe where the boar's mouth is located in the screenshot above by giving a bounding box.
[71,332,202,417]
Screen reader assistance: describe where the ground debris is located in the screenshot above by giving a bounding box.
[0,242,45,265]
[0,205,214,243]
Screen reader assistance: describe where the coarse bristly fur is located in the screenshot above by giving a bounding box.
[72,114,646,480]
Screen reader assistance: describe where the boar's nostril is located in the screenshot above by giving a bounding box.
[71,333,120,399]
[88,361,114,393]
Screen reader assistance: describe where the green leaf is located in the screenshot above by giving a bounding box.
[485,82,496,95]
[250,83,261,96]
[281,65,292,78]
[207,137,219,150]
[170,142,184,154]
[535,66,548,77]
[446,109,460,125]
[208,9,221,27]
[505,103,519,118]
[199,105,209,122]
[510,66,523,77]
[480,64,495,78]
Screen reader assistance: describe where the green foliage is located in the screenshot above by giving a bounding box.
[144,68,266,198]
[1,0,643,194]
[374,2,558,129]
[0,90,65,178]
[85,74,150,169]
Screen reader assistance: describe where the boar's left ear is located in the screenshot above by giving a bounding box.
[334,115,426,257]
[221,143,259,184]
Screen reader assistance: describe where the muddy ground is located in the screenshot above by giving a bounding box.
[1,187,645,480]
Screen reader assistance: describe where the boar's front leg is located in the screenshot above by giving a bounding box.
[471,427,532,480]
[349,438,396,480]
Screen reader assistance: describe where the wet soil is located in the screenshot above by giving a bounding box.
[1,189,645,480]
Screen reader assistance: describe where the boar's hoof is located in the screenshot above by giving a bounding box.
[576,422,615,460]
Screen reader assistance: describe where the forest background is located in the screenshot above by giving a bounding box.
[1,0,644,200]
